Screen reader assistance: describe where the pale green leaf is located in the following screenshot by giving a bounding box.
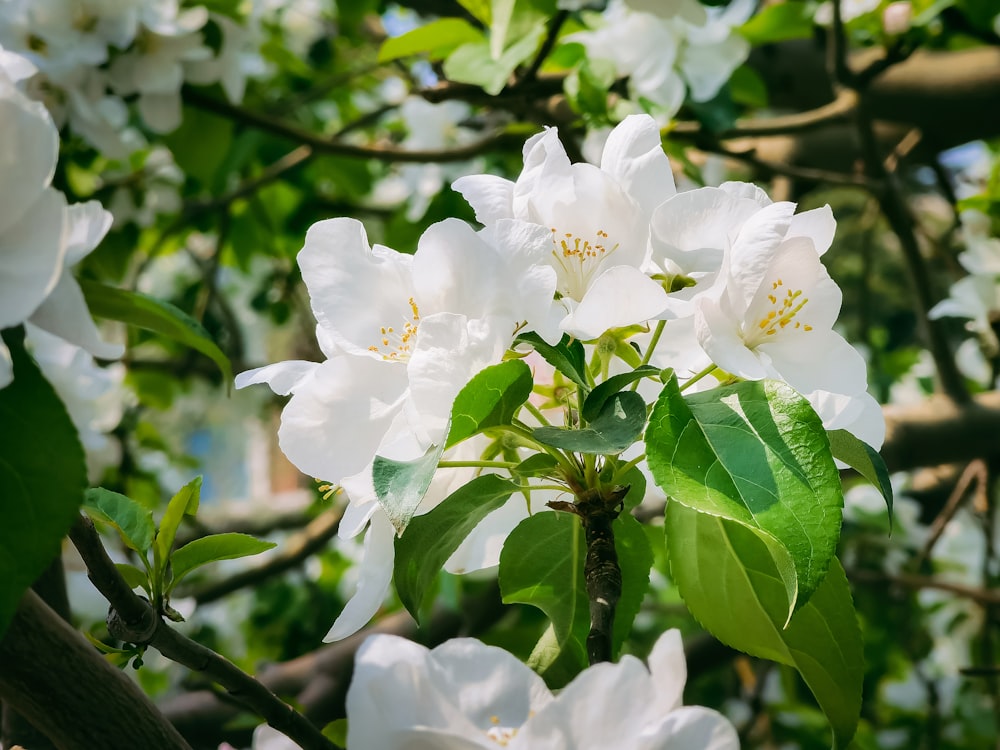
[84,488,154,554]
[378,18,483,62]
[446,359,533,448]
[170,532,276,588]
[373,443,444,535]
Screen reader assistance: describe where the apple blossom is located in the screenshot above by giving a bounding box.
[453,114,676,341]
[346,630,739,749]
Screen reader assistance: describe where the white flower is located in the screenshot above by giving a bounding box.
[453,114,676,341]
[690,188,869,397]
[236,217,556,640]
[0,48,121,388]
[346,630,739,749]
[25,323,124,481]
[570,0,752,121]
[185,13,269,104]
[928,274,1000,343]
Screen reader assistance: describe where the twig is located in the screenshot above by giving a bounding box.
[848,568,1000,606]
[521,10,569,84]
[828,0,854,88]
[182,507,342,604]
[184,87,521,163]
[704,143,874,189]
[68,515,340,750]
[914,459,987,569]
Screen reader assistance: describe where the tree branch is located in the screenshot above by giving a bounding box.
[0,590,192,750]
[68,515,339,750]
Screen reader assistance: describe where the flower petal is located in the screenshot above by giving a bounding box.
[599,114,676,217]
[451,174,515,224]
[28,271,124,361]
[561,265,670,340]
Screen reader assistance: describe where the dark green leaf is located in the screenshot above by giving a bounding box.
[610,513,653,652]
[155,476,202,570]
[169,532,276,589]
[515,332,589,390]
[645,374,843,617]
[666,502,863,749]
[499,511,589,676]
[80,281,232,387]
[373,444,444,535]
[729,64,769,108]
[83,488,155,554]
[0,330,86,638]
[446,360,533,448]
[828,429,893,526]
[534,390,646,455]
[394,475,517,619]
[582,365,659,422]
[378,18,483,62]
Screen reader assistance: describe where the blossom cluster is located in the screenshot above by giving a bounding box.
[239,113,883,640]
[0,49,120,389]
[570,0,753,122]
[0,0,266,158]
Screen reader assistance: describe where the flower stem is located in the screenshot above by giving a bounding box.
[522,399,552,427]
[678,364,719,392]
[639,320,666,368]
[437,460,520,470]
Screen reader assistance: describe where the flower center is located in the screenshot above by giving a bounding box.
[747,278,813,346]
[367,296,420,361]
[550,227,620,300]
[484,715,520,746]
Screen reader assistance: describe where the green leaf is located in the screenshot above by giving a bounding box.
[80,281,232,387]
[739,2,814,45]
[373,443,444,535]
[115,563,150,593]
[645,375,843,617]
[666,502,863,749]
[457,0,492,24]
[322,719,348,746]
[582,365,659,422]
[515,332,589,390]
[610,513,653,653]
[534,390,646,455]
[163,105,233,187]
[827,429,893,523]
[446,360,533,448]
[155,476,202,571]
[490,0,517,59]
[499,511,589,675]
[443,22,544,95]
[394,475,517,619]
[169,532,276,589]
[83,488,155,554]
[729,64,769,108]
[378,18,483,62]
[0,330,87,639]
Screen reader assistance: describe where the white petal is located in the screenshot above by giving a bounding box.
[0,340,11,390]
[0,187,67,328]
[234,360,318,395]
[599,114,676,217]
[28,271,124,361]
[138,92,183,133]
[719,181,771,207]
[562,266,670,340]
[324,512,396,641]
[276,355,409,481]
[63,201,113,266]
[728,201,797,310]
[444,496,532,574]
[0,77,58,235]
[695,294,769,380]
[647,629,686,712]
[638,706,740,750]
[786,204,836,256]
[758,330,869,395]
[450,174,515,224]
[298,218,415,359]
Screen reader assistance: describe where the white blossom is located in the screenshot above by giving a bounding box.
[346,630,740,749]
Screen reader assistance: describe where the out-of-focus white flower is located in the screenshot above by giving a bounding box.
[454,114,676,341]
[185,13,269,103]
[570,0,752,121]
[25,323,124,480]
[106,145,184,227]
[882,1,912,35]
[814,0,881,25]
[0,47,121,388]
[346,630,740,749]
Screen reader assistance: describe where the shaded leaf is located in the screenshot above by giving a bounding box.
[666,502,863,749]
[534,390,646,455]
[169,533,276,589]
[582,365,659,422]
[828,429,893,525]
[374,443,444,535]
[155,476,202,570]
[0,330,86,638]
[514,332,589,390]
[394,475,517,619]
